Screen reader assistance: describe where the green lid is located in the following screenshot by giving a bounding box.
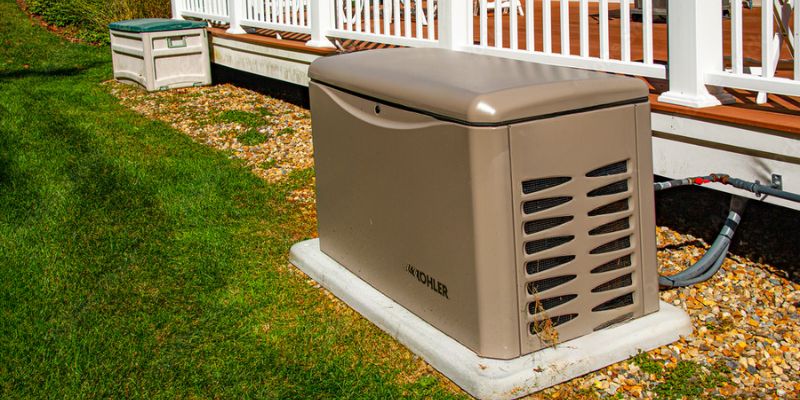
[109,18,207,33]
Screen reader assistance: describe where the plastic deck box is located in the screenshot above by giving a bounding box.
[109,19,211,91]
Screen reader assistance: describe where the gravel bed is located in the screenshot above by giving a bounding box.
[107,82,799,399]
[544,226,800,399]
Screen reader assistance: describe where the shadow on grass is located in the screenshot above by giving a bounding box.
[0,150,11,188]
[0,63,103,81]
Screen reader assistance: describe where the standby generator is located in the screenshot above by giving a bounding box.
[309,48,660,359]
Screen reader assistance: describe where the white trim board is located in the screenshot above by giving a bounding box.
[210,36,320,86]
[652,112,800,161]
[289,239,692,400]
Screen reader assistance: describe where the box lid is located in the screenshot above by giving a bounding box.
[309,48,648,126]
[109,18,208,33]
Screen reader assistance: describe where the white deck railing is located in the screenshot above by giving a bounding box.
[239,0,311,34]
[328,0,440,48]
[178,0,230,23]
[173,0,799,109]
[465,0,664,79]
[704,0,800,103]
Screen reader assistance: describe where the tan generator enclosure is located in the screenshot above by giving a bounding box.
[309,48,660,360]
[109,19,211,92]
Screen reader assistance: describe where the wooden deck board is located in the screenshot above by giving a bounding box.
[208,27,332,55]
[206,5,800,135]
[649,89,800,135]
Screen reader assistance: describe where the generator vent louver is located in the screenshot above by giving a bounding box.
[523,197,572,214]
[589,218,630,235]
[588,198,630,216]
[592,273,633,292]
[526,256,576,275]
[588,180,629,197]
[590,236,632,254]
[528,275,577,294]
[591,255,632,273]
[586,160,628,177]
[519,158,642,350]
[525,236,575,254]
[592,293,634,312]
[529,294,578,314]
[522,177,572,194]
[524,216,574,235]
[530,314,579,335]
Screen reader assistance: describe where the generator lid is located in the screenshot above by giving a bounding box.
[109,19,208,33]
[309,48,648,125]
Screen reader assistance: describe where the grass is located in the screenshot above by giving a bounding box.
[0,1,463,398]
[237,129,269,146]
[653,361,730,399]
[215,109,271,128]
[260,159,278,169]
[631,351,664,375]
[631,352,730,398]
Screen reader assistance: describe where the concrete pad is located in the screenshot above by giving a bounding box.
[289,239,693,400]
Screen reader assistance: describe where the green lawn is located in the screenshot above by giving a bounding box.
[0,1,461,398]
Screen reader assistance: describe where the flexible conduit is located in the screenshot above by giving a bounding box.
[654,173,799,288]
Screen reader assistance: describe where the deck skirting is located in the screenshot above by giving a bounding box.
[210,36,320,87]
[652,113,800,211]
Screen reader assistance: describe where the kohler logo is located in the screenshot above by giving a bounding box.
[406,264,449,299]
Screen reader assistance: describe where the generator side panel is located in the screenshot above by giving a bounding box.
[508,105,653,354]
[466,126,522,359]
[634,103,660,315]
[310,83,520,358]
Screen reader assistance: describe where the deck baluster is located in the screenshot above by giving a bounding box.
[525,0,534,51]
[620,0,630,61]
[560,0,569,55]
[543,0,551,53]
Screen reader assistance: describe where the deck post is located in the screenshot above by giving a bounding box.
[171,0,184,20]
[227,0,247,34]
[308,0,335,48]
[658,0,732,108]
[439,0,471,50]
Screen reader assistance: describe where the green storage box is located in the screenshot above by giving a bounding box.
[109,19,211,91]
[109,18,208,33]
